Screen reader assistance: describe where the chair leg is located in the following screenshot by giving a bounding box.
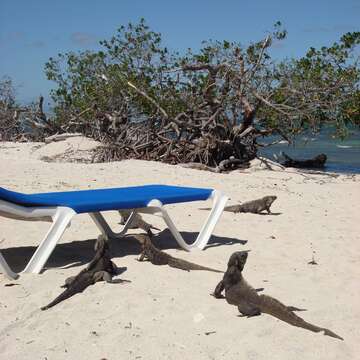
[90,212,115,238]
[90,210,137,239]
[22,207,76,274]
[146,190,228,251]
[119,210,138,235]
[159,208,192,251]
[192,190,228,250]
[0,252,19,280]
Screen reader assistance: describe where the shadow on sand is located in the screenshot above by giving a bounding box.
[1,229,247,274]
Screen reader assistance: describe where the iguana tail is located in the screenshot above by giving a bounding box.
[41,287,76,310]
[41,276,93,310]
[259,294,343,340]
[200,205,242,213]
[169,258,224,273]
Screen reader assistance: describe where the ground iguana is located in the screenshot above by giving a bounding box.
[282,152,327,169]
[41,235,127,310]
[213,251,343,340]
[201,196,277,214]
[133,233,223,273]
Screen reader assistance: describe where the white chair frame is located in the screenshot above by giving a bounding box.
[0,190,227,280]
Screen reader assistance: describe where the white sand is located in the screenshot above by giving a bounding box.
[0,139,359,359]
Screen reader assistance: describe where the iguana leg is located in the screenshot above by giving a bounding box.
[97,271,131,284]
[237,300,261,317]
[61,276,76,288]
[137,251,148,262]
[111,261,118,275]
[94,271,112,283]
[266,207,272,214]
[212,280,225,298]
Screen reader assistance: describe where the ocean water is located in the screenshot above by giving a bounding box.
[259,127,360,174]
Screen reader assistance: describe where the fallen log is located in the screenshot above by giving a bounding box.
[44,133,83,144]
[178,162,221,173]
[178,158,250,173]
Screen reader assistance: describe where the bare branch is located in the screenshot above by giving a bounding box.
[127,81,168,119]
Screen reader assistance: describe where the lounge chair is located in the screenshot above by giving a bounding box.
[0,185,227,280]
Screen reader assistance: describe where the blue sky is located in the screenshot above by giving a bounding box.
[0,0,359,104]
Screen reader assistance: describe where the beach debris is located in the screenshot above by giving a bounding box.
[41,235,128,310]
[308,253,318,265]
[179,158,250,173]
[201,196,277,214]
[212,251,343,340]
[282,152,327,169]
[133,233,223,273]
[118,210,160,236]
[204,331,216,335]
[44,133,82,144]
[179,162,221,173]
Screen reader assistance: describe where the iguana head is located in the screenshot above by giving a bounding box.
[316,153,327,162]
[94,234,108,251]
[227,251,249,272]
[264,195,277,206]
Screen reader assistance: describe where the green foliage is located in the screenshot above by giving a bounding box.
[0,76,24,140]
[45,19,359,144]
[258,32,360,137]
[0,76,17,108]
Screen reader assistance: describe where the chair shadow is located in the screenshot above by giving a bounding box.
[1,236,139,274]
[140,228,247,250]
[1,229,247,274]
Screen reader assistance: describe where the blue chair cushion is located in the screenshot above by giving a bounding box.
[0,185,213,213]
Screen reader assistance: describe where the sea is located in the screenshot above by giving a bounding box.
[259,127,360,174]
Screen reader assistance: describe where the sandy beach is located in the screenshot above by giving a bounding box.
[0,138,359,360]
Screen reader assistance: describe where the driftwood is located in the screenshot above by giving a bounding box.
[178,158,250,173]
[36,36,294,166]
[44,133,82,144]
[282,152,327,169]
[178,163,221,173]
[1,95,61,142]
[88,55,272,166]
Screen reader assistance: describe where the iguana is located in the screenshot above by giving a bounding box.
[119,210,160,235]
[201,196,277,214]
[282,152,327,169]
[133,233,223,273]
[41,235,127,310]
[213,251,343,340]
